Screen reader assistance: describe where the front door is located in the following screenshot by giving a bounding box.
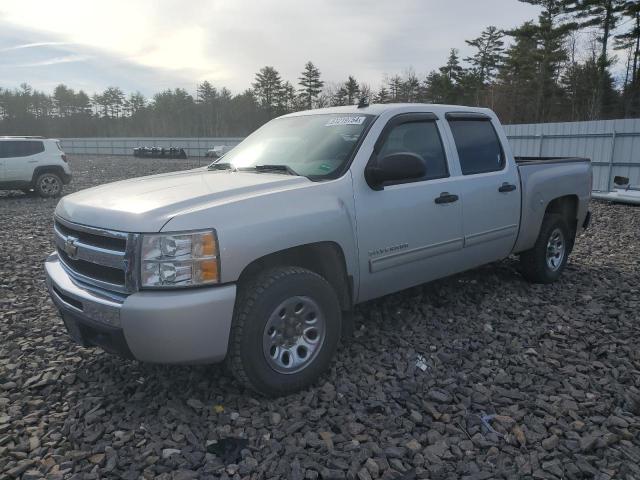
[353,114,466,302]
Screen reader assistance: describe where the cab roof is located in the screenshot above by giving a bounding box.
[282,103,494,118]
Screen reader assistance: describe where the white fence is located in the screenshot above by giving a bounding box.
[60,118,640,192]
[504,118,640,192]
[59,137,244,158]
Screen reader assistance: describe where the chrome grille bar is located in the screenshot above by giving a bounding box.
[54,224,125,269]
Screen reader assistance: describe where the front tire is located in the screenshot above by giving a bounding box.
[227,267,342,396]
[35,173,62,198]
[520,213,571,284]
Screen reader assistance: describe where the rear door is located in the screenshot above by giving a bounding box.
[353,113,466,302]
[5,140,44,181]
[444,112,521,266]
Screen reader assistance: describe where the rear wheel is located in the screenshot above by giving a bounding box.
[227,266,342,396]
[35,173,62,198]
[520,213,571,284]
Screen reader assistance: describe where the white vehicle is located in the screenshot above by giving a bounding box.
[0,137,72,197]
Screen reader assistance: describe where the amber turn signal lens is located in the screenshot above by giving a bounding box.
[201,233,217,257]
[197,259,219,283]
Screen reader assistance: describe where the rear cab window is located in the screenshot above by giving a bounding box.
[447,115,505,175]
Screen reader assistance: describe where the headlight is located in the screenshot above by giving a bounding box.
[140,230,219,288]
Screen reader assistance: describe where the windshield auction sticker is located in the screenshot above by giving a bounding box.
[325,116,366,126]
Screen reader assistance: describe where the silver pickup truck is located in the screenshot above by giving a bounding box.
[45,104,592,396]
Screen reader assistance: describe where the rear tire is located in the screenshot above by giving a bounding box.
[520,213,571,284]
[35,173,62,198]
[227,266,342,396]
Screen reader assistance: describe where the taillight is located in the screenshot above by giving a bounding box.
[61,154,67,163]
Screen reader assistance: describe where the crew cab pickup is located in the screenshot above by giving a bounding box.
[45,104,591,396]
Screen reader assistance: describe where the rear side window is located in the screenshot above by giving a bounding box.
[448,119,504,175]
[378,121,448,182]
[0,140,44,158]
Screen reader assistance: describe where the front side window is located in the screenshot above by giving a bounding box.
[448,119,504,175]
[214,113,375,179]
[378,121,448,181]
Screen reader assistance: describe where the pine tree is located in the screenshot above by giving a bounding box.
[374,86,390,103]
[278,81,298,113]
[333,86,348,106]
[298,61,324,109]
[465,26,505,84]
[522,0,574,121]
[197,81,218,103]
[344,76,360,105]
[496,22,540,123]
[614,1,640,116]
[565,0,626,115]
[441,49,464,82]
[252,66,283,115]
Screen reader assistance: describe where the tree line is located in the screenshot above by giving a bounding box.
[0,0,638,138]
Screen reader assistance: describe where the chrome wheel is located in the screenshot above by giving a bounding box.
[39,174,61,196]
[546,228,565,271]
[262,296,326,374]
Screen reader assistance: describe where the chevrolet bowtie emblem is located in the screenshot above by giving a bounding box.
[64,236,79,259]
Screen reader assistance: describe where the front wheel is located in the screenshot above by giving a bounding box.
[519,213,572,284]
[227,266,342,396]
[35,173,62,198]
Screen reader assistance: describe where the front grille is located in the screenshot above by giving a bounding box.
[57,249,126,285]
[54,217,138,294]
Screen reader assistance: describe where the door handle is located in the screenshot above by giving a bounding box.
[434,192,459,204]
[499,183,517,193]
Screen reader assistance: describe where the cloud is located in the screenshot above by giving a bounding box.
[0,41,69,52]
[0,0,544,95]
[12,54,90,67]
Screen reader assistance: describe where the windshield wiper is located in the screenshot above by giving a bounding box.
[207,162,233,171]
[239,164,299,176]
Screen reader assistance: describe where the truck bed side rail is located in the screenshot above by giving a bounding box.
[515,156,590,165]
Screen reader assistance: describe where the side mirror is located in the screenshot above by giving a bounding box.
[365,152,426,190]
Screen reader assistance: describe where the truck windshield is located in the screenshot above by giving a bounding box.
[211,113,375,179]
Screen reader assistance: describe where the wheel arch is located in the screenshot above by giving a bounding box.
[544,194,578,227]
[31,165,67,185]
[237,241,353,310]
[544,194,578,247]
[515,193,580,254]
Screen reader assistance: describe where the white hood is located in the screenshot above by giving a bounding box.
[55,168,310,232]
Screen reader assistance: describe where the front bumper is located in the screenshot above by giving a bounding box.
[45,252,237,364]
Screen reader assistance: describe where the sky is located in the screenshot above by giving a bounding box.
[0,0,543,97]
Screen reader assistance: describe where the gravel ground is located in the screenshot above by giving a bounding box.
[1,155,639,480]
